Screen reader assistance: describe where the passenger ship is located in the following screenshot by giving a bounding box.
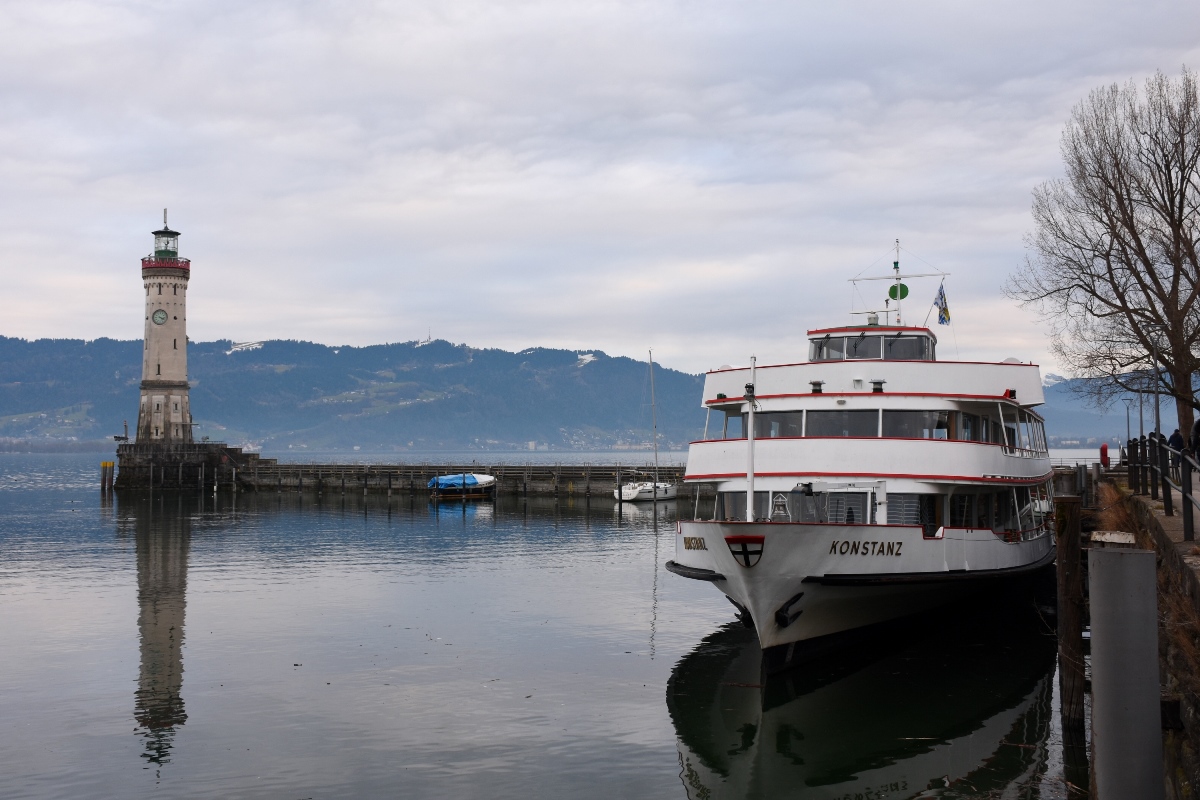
[666,317,1054,664]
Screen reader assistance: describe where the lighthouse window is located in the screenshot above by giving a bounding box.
[173,339,177,349]
[173,285,177,295]
[846,334,882,360]
[158,284,162,295]
[806,410,878,437]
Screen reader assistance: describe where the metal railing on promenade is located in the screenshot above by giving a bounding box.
[1127,434,1198,541]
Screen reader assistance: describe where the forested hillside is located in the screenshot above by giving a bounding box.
[0,337,705,452]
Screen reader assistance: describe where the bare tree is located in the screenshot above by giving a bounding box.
[1007,68,1200,439]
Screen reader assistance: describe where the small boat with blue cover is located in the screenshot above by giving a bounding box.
[427,473,496,499]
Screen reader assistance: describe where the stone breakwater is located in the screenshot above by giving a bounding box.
[114,442,693,498]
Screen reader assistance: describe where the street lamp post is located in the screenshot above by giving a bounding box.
[1152,339,1162,439]
[1122,397,1133,445]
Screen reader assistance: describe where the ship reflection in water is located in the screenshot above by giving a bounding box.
[667,609,1058,799]
[120,496,192,768]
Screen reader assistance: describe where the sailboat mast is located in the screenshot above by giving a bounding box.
[649,349,659,490]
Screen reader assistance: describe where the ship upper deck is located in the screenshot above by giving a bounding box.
[703,325,1044,410]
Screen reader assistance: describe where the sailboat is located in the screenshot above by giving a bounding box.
[615,349,678,502]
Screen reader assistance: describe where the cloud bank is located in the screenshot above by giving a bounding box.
[1,0,1198,373]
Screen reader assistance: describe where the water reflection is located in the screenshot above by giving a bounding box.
[119,495,194,768]
[667,609,1058,799]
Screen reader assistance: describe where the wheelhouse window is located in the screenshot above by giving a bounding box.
[846,334,882,360]
[809,331,935,362]
[806,410,878,437]
[883,335,932,360]
[809,336,846,362]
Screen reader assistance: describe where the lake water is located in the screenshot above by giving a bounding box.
[1,454,1070,799]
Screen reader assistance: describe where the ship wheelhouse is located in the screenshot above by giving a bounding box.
[686,323,1053,543]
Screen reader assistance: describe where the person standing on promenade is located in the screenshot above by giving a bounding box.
[1170,428,1185,481]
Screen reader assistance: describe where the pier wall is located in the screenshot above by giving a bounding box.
[116,443,696,499]
[1105,482,1200,799]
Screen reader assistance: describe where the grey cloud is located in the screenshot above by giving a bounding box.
[1,0,1199,372]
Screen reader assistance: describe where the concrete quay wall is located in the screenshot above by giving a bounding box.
[234,462,692,499]
[116,443,694,498]
[1109,481,1200,799]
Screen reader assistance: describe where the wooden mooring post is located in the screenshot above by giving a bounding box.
[1055,494,1088,796]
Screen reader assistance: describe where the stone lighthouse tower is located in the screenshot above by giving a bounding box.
[135,212,193,443]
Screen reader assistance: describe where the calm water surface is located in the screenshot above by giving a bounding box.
[1,454,1068,798]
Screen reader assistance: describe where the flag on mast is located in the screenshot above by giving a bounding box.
[933,284,951,325]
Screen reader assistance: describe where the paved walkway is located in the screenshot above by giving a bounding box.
[1117,474,1200,597]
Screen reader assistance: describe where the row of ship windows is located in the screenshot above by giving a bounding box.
[809,334,933,362]
[707,408,1047,452]
[714,484,1052,537]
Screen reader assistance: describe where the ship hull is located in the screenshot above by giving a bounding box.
[669,520,1054,652]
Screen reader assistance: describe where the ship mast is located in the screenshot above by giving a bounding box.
[893,238,901,325]
[745,356,756,522]
[649,348,659,498]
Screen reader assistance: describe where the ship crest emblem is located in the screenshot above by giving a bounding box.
[726,535,765,568]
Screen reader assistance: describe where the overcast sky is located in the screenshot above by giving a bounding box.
[2,0,1198,375]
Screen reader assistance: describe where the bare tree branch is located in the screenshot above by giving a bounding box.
[1006,68,1200,438]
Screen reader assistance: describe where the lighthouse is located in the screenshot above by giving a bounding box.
[135,212,193,443]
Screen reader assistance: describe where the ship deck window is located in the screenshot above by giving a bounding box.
[806,410,878,437]
[796,491,873,524]
[719,411,744,439]
[753,411,804,438]
[882,410,951,439]
[888,493,940,535]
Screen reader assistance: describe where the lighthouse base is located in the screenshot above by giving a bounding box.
[115,442,266,491]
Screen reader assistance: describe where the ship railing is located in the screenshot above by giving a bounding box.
[1127,435,1200,541]
[1001,445,1049,458]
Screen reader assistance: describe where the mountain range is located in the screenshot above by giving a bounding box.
[0,337,704,452]
[0,337,1133,453]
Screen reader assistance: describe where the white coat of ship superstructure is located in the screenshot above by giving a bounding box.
[666,322,1054,661]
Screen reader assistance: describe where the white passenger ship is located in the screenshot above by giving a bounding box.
[666,318,1054,666]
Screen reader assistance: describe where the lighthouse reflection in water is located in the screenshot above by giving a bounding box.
[120,495,192,768]
[667,608,1058,799]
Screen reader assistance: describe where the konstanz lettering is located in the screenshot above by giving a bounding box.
[683,537,708,551]
[828,540,903,556]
